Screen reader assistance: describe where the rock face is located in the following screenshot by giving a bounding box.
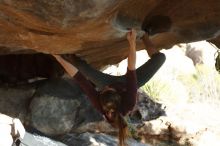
[61,132,148,146]
[0,0,220,82]
[0,78,164,145]
[29,78,103,135]
[0,1,220,144]
[0,0,220,67]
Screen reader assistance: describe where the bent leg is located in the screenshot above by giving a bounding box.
[61,53,165,88]
[62,54,119,88]
[136,52,166,87]
[80,52,165,88]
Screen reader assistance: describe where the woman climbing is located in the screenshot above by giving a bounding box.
[52,29,165,146]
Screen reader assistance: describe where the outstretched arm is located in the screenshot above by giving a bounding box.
[121,29,138,115]
[142,33,159,57]
[127,29,137,70]
[52,54,78,77]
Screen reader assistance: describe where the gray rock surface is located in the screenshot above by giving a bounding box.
[137,90,165,121]
[129,90,165,124]
[21,132,67,146]
[29,78,103,135]
[0,85,35,122]
[21,131,149,146]
[0,77,166,145]
[61,132,148,146]
[30,94,80,135]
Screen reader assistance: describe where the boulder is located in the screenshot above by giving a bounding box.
[130,90,166,123]
[29,78,103,135]
[185,41,217,67]
[0,1,220,83]
[0,0,219,68]
[0,85,35,122]
[0,123,13,146]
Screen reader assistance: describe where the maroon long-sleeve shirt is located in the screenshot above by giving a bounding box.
[73,68,137,118]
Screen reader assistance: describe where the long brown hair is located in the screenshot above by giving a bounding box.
[99,89,128,146]
[117,113,128,146]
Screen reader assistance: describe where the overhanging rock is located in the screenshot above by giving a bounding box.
[0,0,219,75]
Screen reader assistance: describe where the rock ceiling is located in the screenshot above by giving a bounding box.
[0,0,220,68]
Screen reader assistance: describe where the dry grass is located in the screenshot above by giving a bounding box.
[142,64,220,105]
[141,64,220,145]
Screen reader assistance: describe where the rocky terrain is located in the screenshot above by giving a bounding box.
[0,1,220,146]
